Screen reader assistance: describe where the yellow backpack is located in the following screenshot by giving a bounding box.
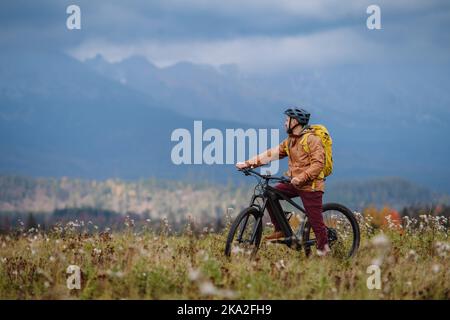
[284,124,333,179]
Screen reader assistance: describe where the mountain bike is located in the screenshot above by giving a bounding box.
[224,168,360,258]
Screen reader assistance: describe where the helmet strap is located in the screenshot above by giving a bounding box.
[286,118,300,134]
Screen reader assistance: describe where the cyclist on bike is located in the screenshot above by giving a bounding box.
[236,108,331,256]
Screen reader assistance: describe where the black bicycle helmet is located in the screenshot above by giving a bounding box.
[284,108,310,126]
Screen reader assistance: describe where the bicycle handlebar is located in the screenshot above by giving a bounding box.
[238,168,291,183]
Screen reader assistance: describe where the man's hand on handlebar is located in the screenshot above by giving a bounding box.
[235,162,251,170]
[236,166,292,184]
[291,176,301,187]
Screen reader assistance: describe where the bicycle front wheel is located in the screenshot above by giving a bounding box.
[224,207,263,258]
[303,203,360,258]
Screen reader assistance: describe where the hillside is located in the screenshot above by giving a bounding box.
[0,175,447,218]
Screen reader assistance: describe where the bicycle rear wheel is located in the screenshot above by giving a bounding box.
[224,207,263,257]
[303,203,360,258]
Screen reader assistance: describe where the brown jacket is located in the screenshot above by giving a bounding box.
[245,127,326,192]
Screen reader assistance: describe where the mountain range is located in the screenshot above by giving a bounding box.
[1,49,449,193]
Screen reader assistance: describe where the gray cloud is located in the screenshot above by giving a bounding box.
[1,0,450,72]
[70,27,382,72]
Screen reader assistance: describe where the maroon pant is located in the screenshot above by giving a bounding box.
[267,183,328,250]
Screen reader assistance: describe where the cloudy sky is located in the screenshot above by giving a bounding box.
[1,0,450,73]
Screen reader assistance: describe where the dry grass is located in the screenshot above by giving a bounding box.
[0,214,448,300]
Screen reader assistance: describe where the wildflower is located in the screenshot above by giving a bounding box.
[371,234,390,248]
[106,270,125,278]
[354,212,363,219]
[67,221,80,228]
[370,257,383,266]
[199,281,218,296]
[36,267,51,282]
[275,259,286,270]
[432,264,441,274]
[188,268,201,281]
[385,214,401,230]
[220,289,236,299]
[435,241,450,258]
[406,249,418,262]
[200,281,217,295]
[231,246,244,255]
[402,216,411,228]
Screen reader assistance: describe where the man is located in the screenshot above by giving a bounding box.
[235,108,331,256]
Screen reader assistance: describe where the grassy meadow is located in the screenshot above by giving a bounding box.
[0,213,448,300]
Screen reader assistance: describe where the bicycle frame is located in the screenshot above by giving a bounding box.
[247,181,310,249]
